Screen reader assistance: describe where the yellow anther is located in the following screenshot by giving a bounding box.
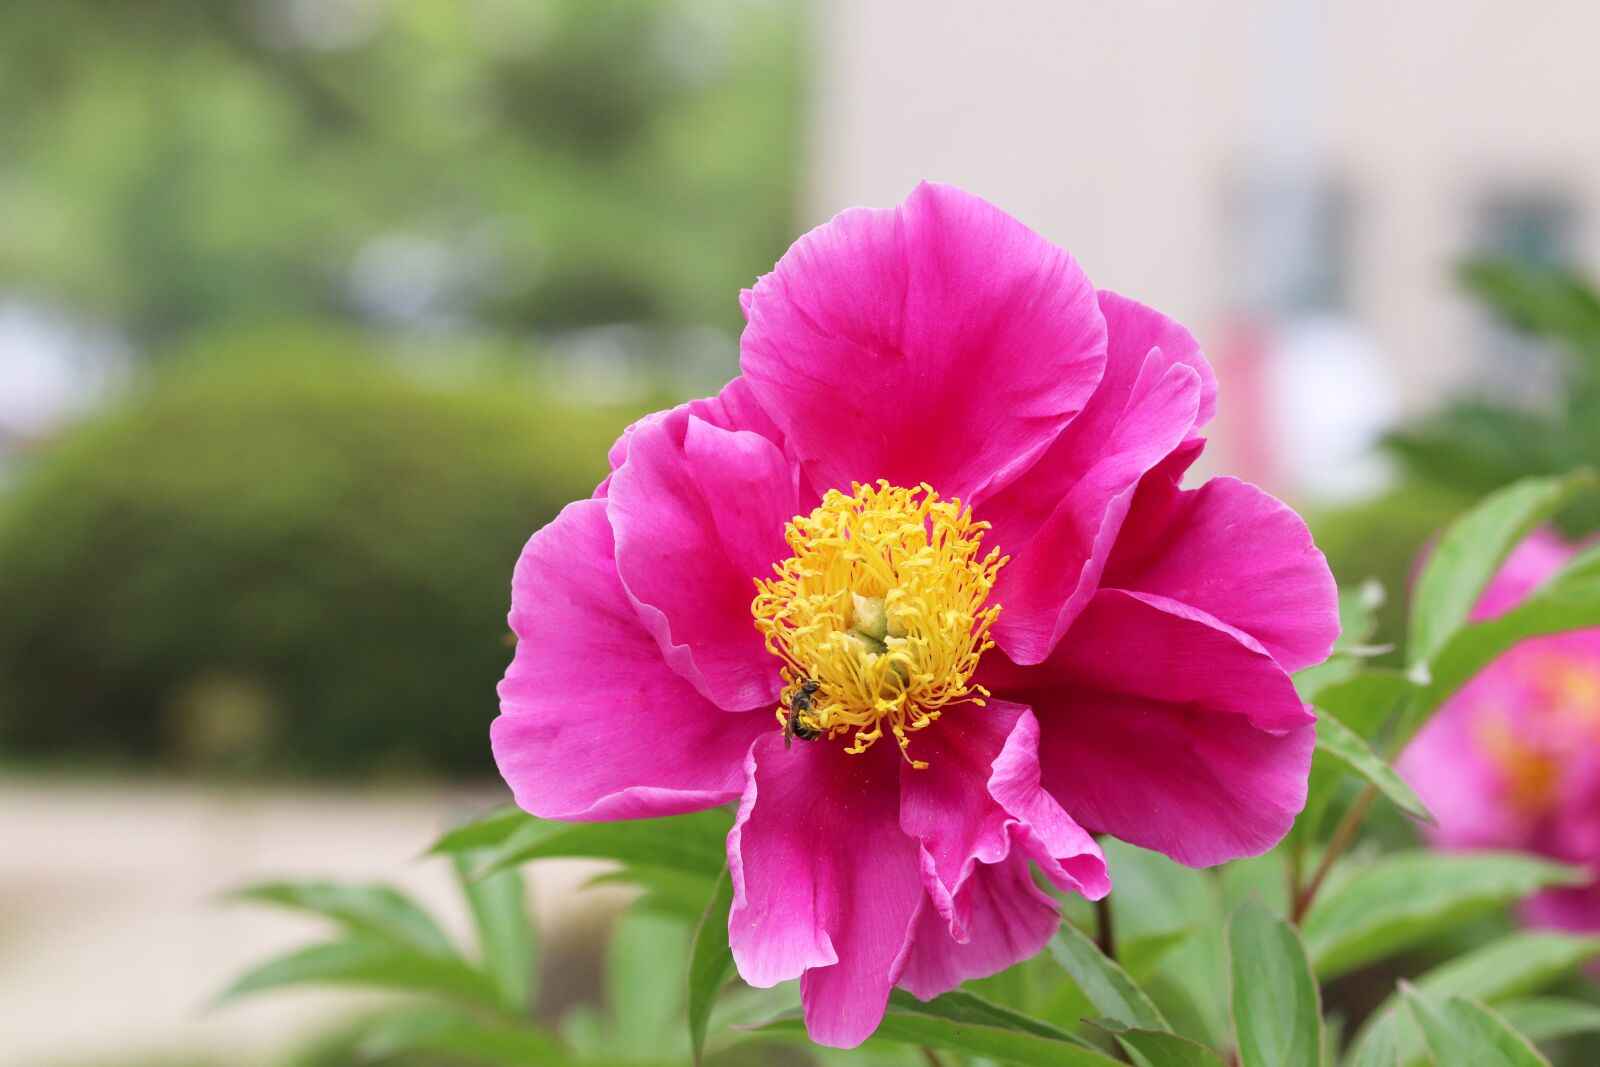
[752,481,1006,767]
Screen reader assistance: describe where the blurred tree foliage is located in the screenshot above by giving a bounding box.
[1313,260,1600,647]
[0,343,647,776]
[1385,260,1600,534]
[0,0,801,346]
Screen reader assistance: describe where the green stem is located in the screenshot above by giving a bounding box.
[1096,894,1116,961]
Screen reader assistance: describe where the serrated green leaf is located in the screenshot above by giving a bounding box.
[454,854,535,1015]
[228,881,456,957]
[688,869,735,1067]
[1049,919,1169,1030]
[1228,900,1322,1067]
[754,989,1119,1065]
[1408,472,1595,668]
[1497,996,1600,1043]
[430,806,535,856]
[1301,852,1585,980]
[1400,984,1551,1066]
[358,1008,568,1065]
[1314,710,1435,824]
[1088,1018,1228,1067]
[470,808,730,881]
[215,938,501,1007]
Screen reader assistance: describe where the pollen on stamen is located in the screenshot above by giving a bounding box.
[751,480,1007,768]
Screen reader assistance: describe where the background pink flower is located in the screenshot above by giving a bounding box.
[1401,530,1600,933]
[494,182,1337,1047]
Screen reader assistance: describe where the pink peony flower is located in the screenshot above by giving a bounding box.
[493,183,1337,1047]
[1400,530,1600,934]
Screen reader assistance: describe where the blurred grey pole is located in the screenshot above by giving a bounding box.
[1243,0,1331,320]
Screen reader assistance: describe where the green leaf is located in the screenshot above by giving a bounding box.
[1349,931,1600,1063]
[1459,259,1600,353]
[1312,670,1418,743]
[1313,710,1435,824]
[1088,1018,1229,1067]
[754,989,1120,1066]
[1497,997,1600,1043]
[1121,928,1198,984]
[1301,852,1585,980]
[1228,900,1322,1067]
[687,869,735,1066]
[585,866,718,922]
[1399,984,1552,1067]
[1349,1019,1397,1067]
[1403,540,1600,739]
[1404,930,1600,1002]
[1407,472,1594,668]
[430,806,535,856]
[605,910,691,1061]
[1048,918,1170,1030]
[228,881,456,957]
[1293,671,1418,846]
[215,939,502,1007]
[1296,579,1387,701]
[454,854,535,1016]
[358,1008,569,1066]
[470,809,730,881]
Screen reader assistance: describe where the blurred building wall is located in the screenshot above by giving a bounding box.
[804,0,1600,493]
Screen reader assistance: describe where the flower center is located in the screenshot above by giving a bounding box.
[751,481,1007,768]
[1472,650,1600,817]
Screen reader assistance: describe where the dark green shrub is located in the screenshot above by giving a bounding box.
[0,349,642,777]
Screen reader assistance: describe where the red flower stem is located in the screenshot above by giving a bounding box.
[1291,784,1378,924]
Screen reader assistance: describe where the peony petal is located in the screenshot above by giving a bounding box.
[492,499,768,820]
[988,589,1315,867]
[986,354,1202,664]
[899,701,1107,941]
[1522,882,1600,934]
[596,376,786,498]
[728,736,925,1048]
[897,853,1063,1001]
[1472,528,1576,620]
[1103,474,1338,672]
[1096,289,1216,428]
[607,414,799,710]
[740,181,1106,505]
[982,290,1220,665]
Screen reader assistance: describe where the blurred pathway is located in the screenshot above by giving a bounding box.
[0,777,602,1067]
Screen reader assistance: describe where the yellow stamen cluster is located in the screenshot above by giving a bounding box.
[751,481,1007,768]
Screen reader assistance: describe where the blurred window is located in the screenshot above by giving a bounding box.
[1228,172,1353,316]
[1471,190,1582,401]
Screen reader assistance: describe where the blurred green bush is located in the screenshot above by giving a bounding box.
[0,340,642,777]
[1310,260,1600,649]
